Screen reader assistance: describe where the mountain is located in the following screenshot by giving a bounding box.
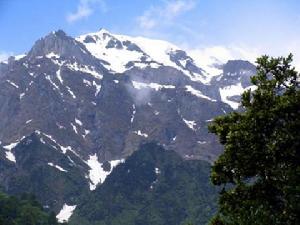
[0,28,256,219]
[69,142,218,225]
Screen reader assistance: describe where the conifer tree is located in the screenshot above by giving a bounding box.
[209,54,300,225]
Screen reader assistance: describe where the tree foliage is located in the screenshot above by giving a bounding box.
[209,54,300,225]
[0,191,65,225]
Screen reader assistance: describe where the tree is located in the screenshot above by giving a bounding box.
[208,54,300,225]
[0,191,64,225]
[48,211,59,225]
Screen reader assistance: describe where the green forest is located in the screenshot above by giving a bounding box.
[0,191,65,225]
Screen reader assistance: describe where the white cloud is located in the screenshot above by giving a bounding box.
[137,9,157,30]
[284,40,300,71]
[66,0,106,23]
[137,0,196,30]
[188,45,300,73]
[189,45,259,66]
[0,51,13,62]
[165,0,195,18]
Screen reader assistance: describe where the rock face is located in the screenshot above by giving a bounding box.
[0,28,257,212]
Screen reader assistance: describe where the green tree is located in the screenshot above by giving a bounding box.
[0,191,64,225]
[208,54,300,225]
[48,211,59,225]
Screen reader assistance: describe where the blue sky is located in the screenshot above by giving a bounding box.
[1,0,300,66]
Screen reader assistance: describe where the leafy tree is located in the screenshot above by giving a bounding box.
[48,212,59,225]
[0,191,64,225]
[208,54,300,225]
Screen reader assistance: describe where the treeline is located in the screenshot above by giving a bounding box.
[0,191,66,225]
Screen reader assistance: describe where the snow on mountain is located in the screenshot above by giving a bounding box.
[185,85,217,102]
[47,162,68,172]
[56,204,77,223]
[219,82,245,109]
[76,29,147,73]
[113,34,180,69]
[132,81,176,91]
[2,28,256,110]
[87,154,125,191]
[76,29,212,84]
[3,137,26,163]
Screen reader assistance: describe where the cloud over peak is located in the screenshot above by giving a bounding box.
[66,0,106,23]
[0,51,13,62]
[137,0,196,30]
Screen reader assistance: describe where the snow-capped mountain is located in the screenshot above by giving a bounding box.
[0,28,256,213]
[76,28,256,108]
[77,29,211,83]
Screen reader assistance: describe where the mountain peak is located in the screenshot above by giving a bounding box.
[26,29,95,64]
[52,29,68,38]
[223,60,256,75]
[97,27,110,34]
[27,29,72,59]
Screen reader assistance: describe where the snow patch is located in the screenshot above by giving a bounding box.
[3,137,26,163]
[219,82,244,109]
[75,118,83,126]
[131,104,136,123]
[5,152,16,163]
[36,131,80,157]
[83,129,90,138]
[83,79,92,86]
[56,123,65,129]
[46,52,60,59]
[3,141,20,151]
[26,119,32,124]
[19,93,25,99]
[71,123,78,134]
[182,118,197,130]
[66,86,76,99]
[133,130,148,138]
[185,85,216,101]
[93,81,101,96]
[56,204,76,223]
[132,81,175,91]
[15,54,26,60]
[155,167,161,174]
[45,75,59,90]
[47,162,67,172]
[87,154,125,190]
[66,62,103,80]
[56,69,63,84]
[6,80,19,88]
